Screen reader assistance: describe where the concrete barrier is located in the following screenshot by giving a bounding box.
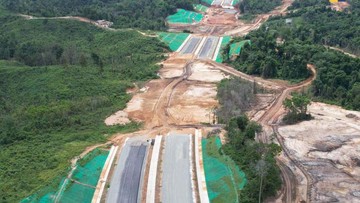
[195,129,210,203]
[92,145,119,203]
[212,37,224,61]
[146,135,163,203]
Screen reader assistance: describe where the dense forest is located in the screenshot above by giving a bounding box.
[227,3,360,110]
[217,79,282,202]
[0,0,196,30]
[0,9,168,202]
[287,0,360,55]
[239,0,282,15]
[223,116,282,202]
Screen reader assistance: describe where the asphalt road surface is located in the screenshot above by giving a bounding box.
[181,37,201,54]
[161,134,193,203]
[106,139,148,203]
[198,36,219,59]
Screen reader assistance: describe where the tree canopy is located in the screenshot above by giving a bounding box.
[283,93,312,124]
[0,0,196,30]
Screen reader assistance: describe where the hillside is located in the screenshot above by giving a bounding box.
[227,1,360,110]
[0,11,167,202]
[0,0,196,30]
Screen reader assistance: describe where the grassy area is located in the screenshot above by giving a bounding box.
[0,14,167,202]
[167,9,203,24]
[158,32,190,51]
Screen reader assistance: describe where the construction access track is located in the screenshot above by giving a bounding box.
[27,0,321,202]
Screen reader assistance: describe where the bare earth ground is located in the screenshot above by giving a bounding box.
[278,102,360,202]
[33,0,360,201]
[167,82,218,125]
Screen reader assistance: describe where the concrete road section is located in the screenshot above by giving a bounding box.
[180,36,202,54]
[146,135,162,203]
[198,36,220,60]
[106,139,148,203]
[212,0,223,6]
[161,134,193,203]
[222,0,232,6]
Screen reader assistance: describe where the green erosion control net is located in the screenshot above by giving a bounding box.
[215,36,231,63]
[194,4,209,13]
[202,136,246,203]
[201,0,214,6]
[60,149,108,203]
[167,9,203,24]
[229,40,251,56]
[158,32,190,51]
[232,0,240,5]
[21,149,109,203]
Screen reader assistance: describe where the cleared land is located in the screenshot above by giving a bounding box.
[106,139,148,203]
[278,102,360,202]
[161,134,193,203]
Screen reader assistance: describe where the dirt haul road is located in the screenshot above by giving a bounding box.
[30,0,320,202]
[256,65,317,203]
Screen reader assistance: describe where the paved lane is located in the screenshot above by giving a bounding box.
[181,36,202,54]
[106,139,148,203]
[198,36,220,59]
[161,134,193,203]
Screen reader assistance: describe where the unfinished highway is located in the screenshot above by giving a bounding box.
[106,139,149,203]
[161,134,194,203]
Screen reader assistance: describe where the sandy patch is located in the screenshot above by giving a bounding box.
[278,102,360,202]
[105,111,131,125]
[188,62,229,83]
[167,82,218,125]
[124,79,172,122]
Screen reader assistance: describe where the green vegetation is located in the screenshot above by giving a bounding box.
[217,79,281,202]
[222,115,282,203]
[229,3,360,110]
[202,136,246,203]
[0,12,167,202]
[0,0,196,30]
[226,32,311,80]
[158,32,190,51]
[167,9,203,24]
[239,0,282,15]
[286,0,360,55]
[217,78,257,123]
[283,93,312,124]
